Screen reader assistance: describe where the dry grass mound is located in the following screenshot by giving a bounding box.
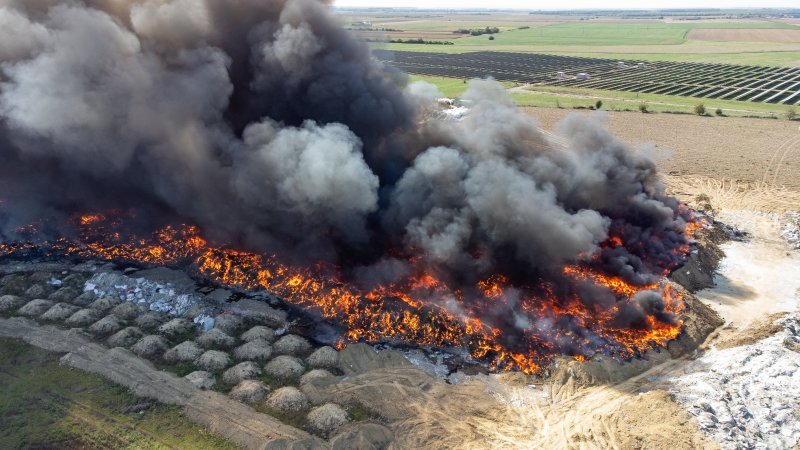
[88,315,125,336]
[233,338,272,362]
[229,380,269,404]
[307,403,349,438]
[107,327,144,348]
[266,386,309,413]
[41,303,80,322]
[48,287,81,303]
[196,328,236,349]
[196,350,231,372]
[0,295,25,314]
[214,315,245,335]
[273,334,312,357]
[89,296,121,312]
[222,361,262,385]
[131,335,169,359]
[18,299,54,317]
[65,308,103,327]
[164,341,204,364]
[24,284,54,299]
[306,346,339,370]
[264,355,305,382]
[134,311,169,331]
[300,369,335,386]
[110,302,145,321]
[157,318,195,339]
[241,325,275,343]
[70,291,96,307]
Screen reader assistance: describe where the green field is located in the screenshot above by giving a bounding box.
[455,23,694,47]
[355,14,800,66]
[409,74,797,118]
[0,338,237,449]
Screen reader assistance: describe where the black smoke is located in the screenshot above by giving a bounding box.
[0,0,692,347]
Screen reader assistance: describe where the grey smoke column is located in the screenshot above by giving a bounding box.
[0,0,692,347]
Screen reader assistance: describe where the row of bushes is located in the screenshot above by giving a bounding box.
[454,26,500,36]
[387,38,454,45]
[571,99,797,119]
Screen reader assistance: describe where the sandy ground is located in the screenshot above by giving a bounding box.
[688,28,800,43]
[694,210,800,327]
[526,107,800,190]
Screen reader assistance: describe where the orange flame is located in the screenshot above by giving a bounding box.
[0,209,705,374]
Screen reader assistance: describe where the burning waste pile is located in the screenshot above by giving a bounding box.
[0,0,701,374]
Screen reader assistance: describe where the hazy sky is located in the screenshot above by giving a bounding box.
[335,0,796,9]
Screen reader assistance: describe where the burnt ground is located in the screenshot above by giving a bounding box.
[0,220,730,450]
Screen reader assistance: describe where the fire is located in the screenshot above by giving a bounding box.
[0,209,706,375]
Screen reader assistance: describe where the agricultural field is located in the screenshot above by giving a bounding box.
[342,11,800,66]
[382,50,800,107]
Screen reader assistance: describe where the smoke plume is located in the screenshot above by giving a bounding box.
[0,0,693,359]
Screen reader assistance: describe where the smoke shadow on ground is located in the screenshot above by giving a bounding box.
[703,273,758,306]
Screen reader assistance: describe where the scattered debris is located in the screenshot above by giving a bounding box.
[670,314,800,449]
[783,211,800,249]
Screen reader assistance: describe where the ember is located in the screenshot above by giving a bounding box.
[0,209,703,374]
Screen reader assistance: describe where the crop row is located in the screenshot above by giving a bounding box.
[375,50,800,105]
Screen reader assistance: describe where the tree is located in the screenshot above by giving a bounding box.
[638,102,648,113]
[596,100,603,110]
[694,103,706,116]
[488,36,495,40]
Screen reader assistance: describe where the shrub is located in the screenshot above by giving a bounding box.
[488,36,495,41]
[695,193,716,217]
[786,108,797,121]
[715,108,724,116]
[638,102,648,113]
[596,100,603,109]
[694,103,706,116]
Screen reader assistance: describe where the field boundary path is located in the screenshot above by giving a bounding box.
[0,317,321,450]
